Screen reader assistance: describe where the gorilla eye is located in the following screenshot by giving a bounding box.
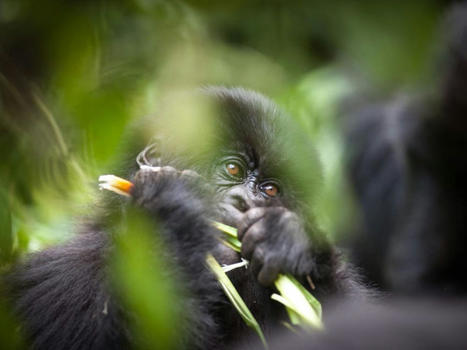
[225,162,243,178]
[261,183,279,198]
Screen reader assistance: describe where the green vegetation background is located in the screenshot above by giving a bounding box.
[0,0,444,348]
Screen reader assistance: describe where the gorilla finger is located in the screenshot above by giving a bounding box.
[237,207,267,240]
[258,257,281,286]
[180,169,202,179]
[161,165,178,174]
[241,221,266,260]
[249,247,265,278]
[218,203,244,228]
[139,165,162,172]
[132,168,158,185]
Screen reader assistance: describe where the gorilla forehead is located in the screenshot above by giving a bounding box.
[205,86,288,171]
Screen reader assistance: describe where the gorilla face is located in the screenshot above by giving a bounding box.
[214,149,283,227]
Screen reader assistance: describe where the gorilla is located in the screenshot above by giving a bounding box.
[3,87,368,349]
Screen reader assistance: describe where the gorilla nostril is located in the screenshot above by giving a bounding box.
[231,195,249,212]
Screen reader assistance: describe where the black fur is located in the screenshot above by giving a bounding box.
[3,87,368,349]
[344,3,467,295]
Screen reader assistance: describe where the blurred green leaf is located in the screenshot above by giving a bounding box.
[0,190,13,265]
[111,209,181,349]
[0,300,24,350]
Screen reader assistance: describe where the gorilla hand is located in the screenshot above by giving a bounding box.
[237,207,314,286]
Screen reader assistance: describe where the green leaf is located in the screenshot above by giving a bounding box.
[212,221,238,238]
[271,293,301,325]
[273,274,323,330]
[206,254,267,348]
[287,274,322,320]
[112,209,181,349]
[218,235,242,252]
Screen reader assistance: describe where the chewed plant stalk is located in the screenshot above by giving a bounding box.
[99,175,134,197]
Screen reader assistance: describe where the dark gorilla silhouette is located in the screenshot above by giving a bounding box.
[345,3,467,295]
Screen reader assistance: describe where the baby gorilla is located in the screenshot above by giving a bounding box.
[4,87,367,350]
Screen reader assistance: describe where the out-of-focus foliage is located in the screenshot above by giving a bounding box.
[0,0,445,347]
[112,208,181,349]
[0,298,24,349]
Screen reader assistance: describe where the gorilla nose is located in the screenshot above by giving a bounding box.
[231,195,250,212]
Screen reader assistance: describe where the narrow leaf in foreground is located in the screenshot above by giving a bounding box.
[206,254,268,348]
[273,275,323,329]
